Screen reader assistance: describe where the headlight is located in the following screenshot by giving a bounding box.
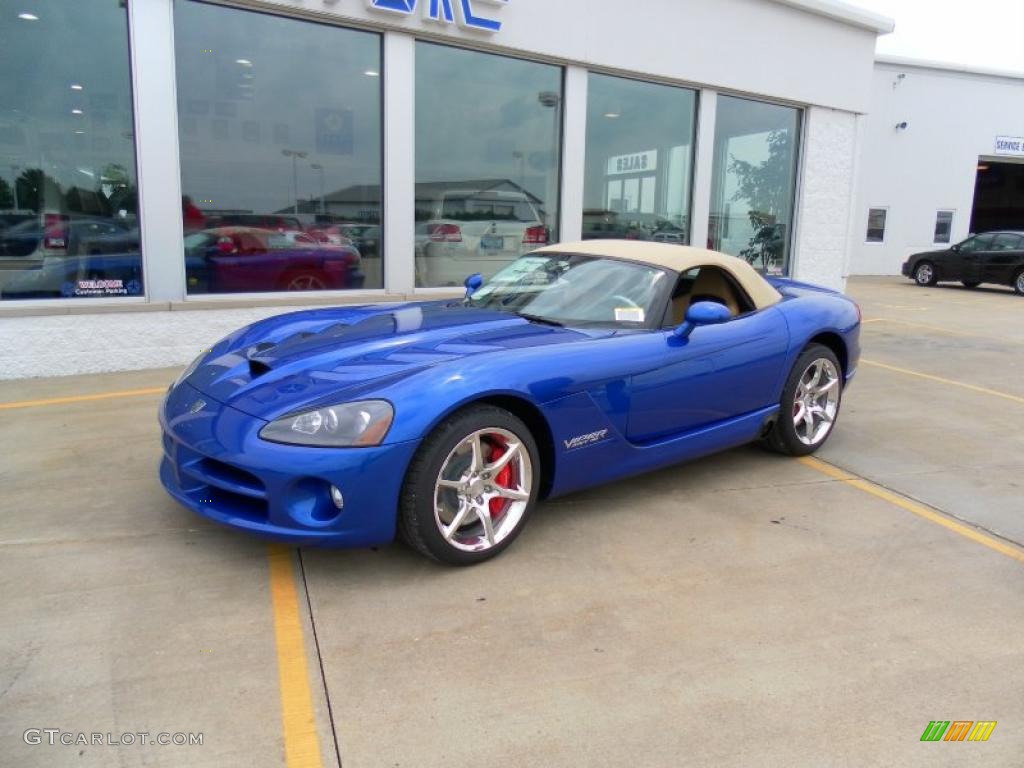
[174,350,208,388]
[259,400,393,447]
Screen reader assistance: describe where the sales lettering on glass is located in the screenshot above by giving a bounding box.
[365,0,508,32]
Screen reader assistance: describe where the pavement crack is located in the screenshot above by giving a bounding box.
[297,548,344,768]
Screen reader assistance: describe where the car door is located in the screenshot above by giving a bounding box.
[626,305,789,443]
[956,233,995,283]
[983,233,1023,285]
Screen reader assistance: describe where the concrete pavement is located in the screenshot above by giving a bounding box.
[0,277,1021,767]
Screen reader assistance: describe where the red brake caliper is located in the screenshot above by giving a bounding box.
[487,436,513,520]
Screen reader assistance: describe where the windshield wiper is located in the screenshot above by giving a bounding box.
[517,312,564,327]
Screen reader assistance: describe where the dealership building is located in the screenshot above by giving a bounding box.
[1,0,1020,375]
[0,0,893,311]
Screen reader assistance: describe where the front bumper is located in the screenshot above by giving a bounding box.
[159,382,420,547]
[901,260,913,277]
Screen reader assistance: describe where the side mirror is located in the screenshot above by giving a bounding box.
[673,301,731,339]
[464,272,483,298]
[951,244,960,252]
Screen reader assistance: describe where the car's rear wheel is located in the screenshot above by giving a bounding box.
[763,344,843,456]
[961,280,981,288]
[281,272,327,291]
[1014,269,1024,296]
[914,261,938,286]
[398,405,539,565]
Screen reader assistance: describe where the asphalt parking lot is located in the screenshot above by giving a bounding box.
[1,276,1022,767]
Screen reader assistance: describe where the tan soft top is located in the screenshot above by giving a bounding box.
[534,239,782,310]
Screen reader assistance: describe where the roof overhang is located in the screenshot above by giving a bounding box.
[770,0,894,34]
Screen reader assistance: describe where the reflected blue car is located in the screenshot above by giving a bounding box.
[160,241,860,565]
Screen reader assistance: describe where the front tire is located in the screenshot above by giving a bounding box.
[914,261,938,286]
[764,344,843,456]
[398,405,539,565]
[1014,269,1024,296]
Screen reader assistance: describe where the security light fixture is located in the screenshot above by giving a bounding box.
[70,84,83,91]
[235,59,252,66]
[18,12,39,21]
[603,112,621,119]
[364,69,380,77]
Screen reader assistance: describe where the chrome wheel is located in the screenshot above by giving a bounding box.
[914,263,934,285]
[286,274,327,291]
[433,428,532,553]
[792,358,841,446]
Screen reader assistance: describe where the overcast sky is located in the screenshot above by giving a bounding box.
[850,0,1024,73]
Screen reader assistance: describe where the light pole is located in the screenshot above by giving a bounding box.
[281,149,307,215]
[10,165,20,210]
[310,163,325,215]
[537,91,561,234]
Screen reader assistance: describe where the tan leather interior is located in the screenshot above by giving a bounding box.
[671,267,742,324]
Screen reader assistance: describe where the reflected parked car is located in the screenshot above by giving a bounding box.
[903,231,1024,295]
[185,227,364,293]
[0,215,134,265]
[417,187,548,286]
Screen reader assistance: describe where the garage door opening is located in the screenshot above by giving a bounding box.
[970,158,1024,233]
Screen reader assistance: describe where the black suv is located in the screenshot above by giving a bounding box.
[903,231,1024,295]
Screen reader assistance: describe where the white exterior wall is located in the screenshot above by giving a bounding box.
[851,59,1024,275]
[793,107,860,291]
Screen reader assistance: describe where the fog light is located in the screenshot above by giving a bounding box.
[329,485,344,510]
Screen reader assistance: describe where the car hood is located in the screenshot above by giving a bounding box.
[185,301,601,421]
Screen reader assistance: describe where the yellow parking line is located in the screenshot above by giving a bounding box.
[0,387,166,410]
[860,359,1024,405]
[799,457,1024,565]
[268,545,324,768]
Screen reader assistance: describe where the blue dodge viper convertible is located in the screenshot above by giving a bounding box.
[160,240,860,564]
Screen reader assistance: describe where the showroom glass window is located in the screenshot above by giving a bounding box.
[0,1,140,301]
[584,74,696,244]
[415,42,562,288]
[709,96,801,275]
[174,2,382,294]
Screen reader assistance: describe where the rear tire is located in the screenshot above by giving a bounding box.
[914,261,938,286]
[398,405,540,565]
[763,344,843,456]
[961,281,981,289]
[1014,269,1024,296]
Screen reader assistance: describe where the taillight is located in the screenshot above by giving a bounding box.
[43,213,67,250]
[522,225,548,245]
[428,223,462,243]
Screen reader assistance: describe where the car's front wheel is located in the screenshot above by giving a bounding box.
[398,405,539,565]
[914,261,938,286]
[1015,269,1024,296]
[764,344,843,456]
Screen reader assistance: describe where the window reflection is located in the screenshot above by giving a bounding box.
[415,43,562,287]
[583,74,696,245]
[709,96,800,276]
[0,1,141,300]
[174,1,382,294]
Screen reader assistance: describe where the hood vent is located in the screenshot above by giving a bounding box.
[248,359,272,378]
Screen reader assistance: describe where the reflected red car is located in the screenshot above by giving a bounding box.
[185,227,364,293]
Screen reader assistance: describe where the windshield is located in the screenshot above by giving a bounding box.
[467,254,669,327]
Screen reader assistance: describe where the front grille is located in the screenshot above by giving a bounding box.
[164,430,269,523]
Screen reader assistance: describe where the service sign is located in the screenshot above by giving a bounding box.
[994,136,1024,157]
[365,0,509,32]
[606,150,658,176]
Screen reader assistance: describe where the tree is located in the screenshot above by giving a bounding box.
[0,177,13,210]
[728,129,793,270]
[15,169,64,213]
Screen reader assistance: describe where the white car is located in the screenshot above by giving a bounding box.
[415,187,549,287]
